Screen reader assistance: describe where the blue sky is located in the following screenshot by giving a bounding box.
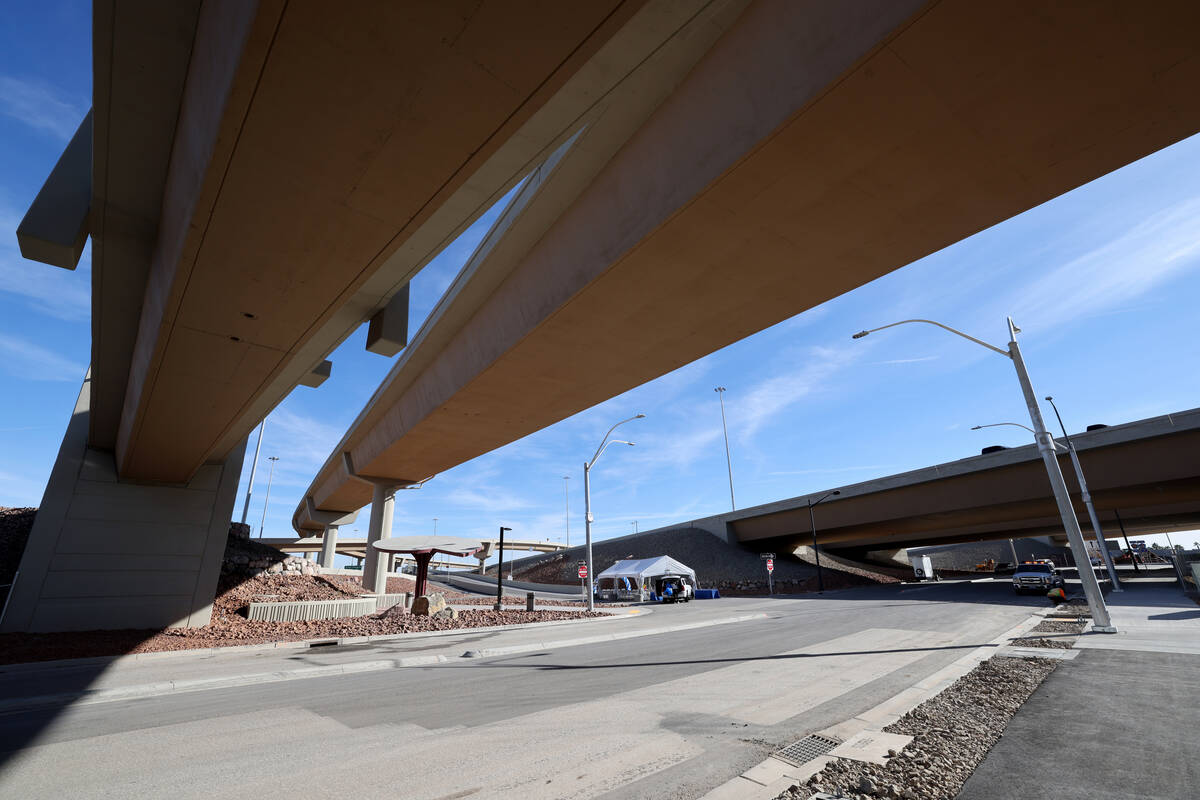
[3,2,1199,565]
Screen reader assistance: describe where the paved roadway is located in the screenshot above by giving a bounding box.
[0,582,1044,800]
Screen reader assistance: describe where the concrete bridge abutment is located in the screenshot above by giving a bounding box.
[2,371,245,633]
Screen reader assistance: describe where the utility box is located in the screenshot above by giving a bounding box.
[912,555,935,581]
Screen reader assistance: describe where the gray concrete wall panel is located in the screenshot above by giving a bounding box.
[1,372,244,633]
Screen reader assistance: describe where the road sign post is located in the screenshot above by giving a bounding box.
[761,553,775,595]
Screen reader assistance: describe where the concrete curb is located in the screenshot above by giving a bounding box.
[701,606,1051,800]
[0,611,766,713]
[0,607,645,675]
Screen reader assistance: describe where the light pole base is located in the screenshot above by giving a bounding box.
[1091,625,1118,634]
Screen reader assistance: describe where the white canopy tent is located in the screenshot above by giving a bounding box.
[595,556,697,601]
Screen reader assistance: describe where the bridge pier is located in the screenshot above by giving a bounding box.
[1,372,245,632]
[361,482,397,594]
[319,525,339,568]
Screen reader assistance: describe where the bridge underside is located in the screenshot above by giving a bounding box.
[298,0,1200,528]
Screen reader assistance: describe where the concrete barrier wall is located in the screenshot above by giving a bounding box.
[246,592,407,622]
[1,372,245,632]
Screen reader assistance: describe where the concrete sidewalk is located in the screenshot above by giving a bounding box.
[959,584,1200,800]
[0,602,768,712]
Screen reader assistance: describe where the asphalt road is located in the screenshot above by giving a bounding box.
[0,581,1045,800]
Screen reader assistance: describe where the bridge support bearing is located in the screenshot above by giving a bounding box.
[1,371,245,632]
[361,482,396,594]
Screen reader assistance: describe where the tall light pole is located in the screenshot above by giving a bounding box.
[971,421,1115,586]
[240,421,266,524]
[258,456,280,538]
[853,317,1115,631]
[494,526,511,611]
[1044,397,1122,590]
[808,490,840,593]
[584,413,645,611]
[715,387,736,511]
[563,476,570,547]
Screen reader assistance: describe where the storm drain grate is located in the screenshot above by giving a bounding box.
[773,734,842,767]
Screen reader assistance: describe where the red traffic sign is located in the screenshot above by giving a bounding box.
[766,558,774,573]
[578,565,588,579]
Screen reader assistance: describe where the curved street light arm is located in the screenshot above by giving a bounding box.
[593,439,635,466]
[853,319,1010,358]
[808,489,841,507]
[971,422,1066,451]
[589,414,645,467]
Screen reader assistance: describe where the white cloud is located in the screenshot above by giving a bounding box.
[0,75,85,140]
[0,468,47,507]
[768,465,888,476]
[0,201,92,320]
[0,332,86,382]
[875,356,938,365]
[735,344,859,439]
[1002,196,1200,330]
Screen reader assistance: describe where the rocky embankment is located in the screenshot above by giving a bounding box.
[0,506,36,590]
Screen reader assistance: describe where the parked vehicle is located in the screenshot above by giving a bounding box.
[658,575,693,603]
[1011,562,1065,595]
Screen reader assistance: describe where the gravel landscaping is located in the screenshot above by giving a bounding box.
[1009,636,1074,649]
[777,656,1059,800]
[0,529,605,665]
[1030,619,1087,635]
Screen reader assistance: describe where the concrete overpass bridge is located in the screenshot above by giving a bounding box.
[670,408,1200,559]
[292,2,1200,585]
[8,0,1200,631]
[261,536,566,573]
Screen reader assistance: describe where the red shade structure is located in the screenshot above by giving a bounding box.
[372,536,484,598]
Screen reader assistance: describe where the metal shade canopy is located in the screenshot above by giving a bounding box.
[372,536,483,557]
[371,536,484,599]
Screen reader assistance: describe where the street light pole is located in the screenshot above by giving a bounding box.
[807,490,840,593]
[494,526,511,611]
[563,476,570,548]
[853,317,1115,631]
[240,421,266,524]
[715,387,736,511]
[258,456,279,538]
[972,420,1118,589]
[1045,396,1121,590]
[584,414,645,612]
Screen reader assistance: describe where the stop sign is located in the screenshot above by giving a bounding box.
[766,558,774,572]
[578,565,588,579]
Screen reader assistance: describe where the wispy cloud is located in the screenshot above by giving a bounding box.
[875,355,938,365]
[767,465,888,476]
[0,201,92,320]
[0,468,47,507]
[0,333,85,382]
[0,75,85,140]
[736,344,858,439]
[1003,196,1200,329]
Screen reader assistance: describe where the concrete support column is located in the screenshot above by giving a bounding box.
[477,554,487,575]
[305,550,316,561]
[386,553,396,573]
[362,482,396,594]
[319,525,339,568]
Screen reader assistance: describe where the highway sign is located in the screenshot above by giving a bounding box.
[766,558,774,573]
[760,552,775,560]
[578,565,588,579]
